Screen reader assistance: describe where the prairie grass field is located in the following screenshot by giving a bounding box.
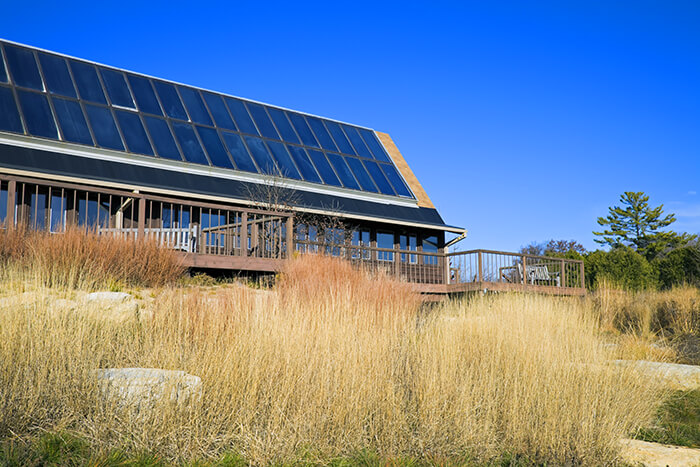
[1,229,696,465]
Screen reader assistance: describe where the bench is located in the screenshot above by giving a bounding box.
[517,263,561,287]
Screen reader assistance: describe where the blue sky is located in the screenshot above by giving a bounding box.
[2,1,698,252]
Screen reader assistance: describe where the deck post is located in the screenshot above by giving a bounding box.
[240,212,248,257]
[285,215,293,259]
[477,250,483,284]
[137,197,145,240]
[522,255,527,290]
[580,261,585,290]
[6,179,16,228]
[560,259,566,288]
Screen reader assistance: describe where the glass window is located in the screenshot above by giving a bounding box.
[286,145,321,183]
[288,112,319,148]
[325,120,355,155]
[351,229,371,260]
[202,92,235,130]
[377,232,395,261]
[178,87,212,125]
[363,160,395,195]
[307,117,337,152]
[326,152,359,190]
[52,97,93,145]
[422,235,439,265]
[70,61,106,104]
[266,141,301,179]
[171,122,209,165]
[196,126,233,169]
[247,103,279,140]
[0,51,6,83]
[115,110,153,156]
[221,131,258,173]
[17,90,57,139]
[144,116,181,160]
[225,97,258,135]
[0,86,23,133]
[38,53,75,97]
[267,107,299,144]
[29,187,48,230]
[100,68,134,108]
[345,157,378,192]
[307,150,341,186]
[4,45,43,90]
[380,164,412,197]
[243,136,278,175]
[153,81,187,120]
[359,128,390,162]
[127,75,162,115]
[84,104,123,150]
[400,234,417,263]
[0,183,7,223]
[343,125,373,159]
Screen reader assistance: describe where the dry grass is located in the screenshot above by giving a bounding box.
[589,280,700,363]
[0,226,185,290]
[0,254,663,464]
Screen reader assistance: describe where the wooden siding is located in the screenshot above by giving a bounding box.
[375,131,436,209]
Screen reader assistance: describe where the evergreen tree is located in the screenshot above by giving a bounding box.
[593,191,695,260]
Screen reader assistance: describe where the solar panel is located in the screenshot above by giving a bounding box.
[0,40,415,199]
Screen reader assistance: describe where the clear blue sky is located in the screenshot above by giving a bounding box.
[2,1,699,252]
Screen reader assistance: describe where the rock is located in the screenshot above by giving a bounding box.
[613,360,700,390]
[96,368,202,408]
[83,292,140,323]
[85,291,132,303]
[620,439,700,467]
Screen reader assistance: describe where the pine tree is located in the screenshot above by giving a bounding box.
[593,191,695,260]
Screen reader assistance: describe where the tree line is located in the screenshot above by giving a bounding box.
[521,191,700,290]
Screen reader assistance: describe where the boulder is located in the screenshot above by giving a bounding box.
[96,368,202,408]
[85,291,133,303]
[620,439,700,467]
[612,360,700,390]
[83,292,139,323]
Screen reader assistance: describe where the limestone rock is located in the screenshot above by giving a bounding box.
[83,292,139,323]
[96,368,202,408]
[620,439,700,467]
[613,360,700,390]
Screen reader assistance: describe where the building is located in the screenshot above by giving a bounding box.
[0,39,584,295]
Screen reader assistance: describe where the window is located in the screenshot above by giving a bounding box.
[377,231,394,262]
[400,234,417,263]
[423,235,439,265]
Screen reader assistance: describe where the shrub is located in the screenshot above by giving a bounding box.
[655,246,700,290]
[585,247,656,291]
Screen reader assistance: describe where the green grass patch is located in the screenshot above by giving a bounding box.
[635,389,700,448]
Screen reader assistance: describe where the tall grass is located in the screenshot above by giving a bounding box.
[0,226,184,289]
[0,254,661,464]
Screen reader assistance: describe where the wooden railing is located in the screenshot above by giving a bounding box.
[446,249,585,294]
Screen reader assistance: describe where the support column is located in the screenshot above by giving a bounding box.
[285,215,293,259]
[240,212,248,257]
[6,180,16,228]
[137,197,145,240]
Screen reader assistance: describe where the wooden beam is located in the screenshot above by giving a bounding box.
[6,179,16,228]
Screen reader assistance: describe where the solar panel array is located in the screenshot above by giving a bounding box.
[0,41,414,198]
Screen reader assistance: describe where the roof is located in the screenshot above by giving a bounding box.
[0,39,462,233]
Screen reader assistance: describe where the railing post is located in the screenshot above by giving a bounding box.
[285,215,293,259]
[6,179,16,228]
[240,211,248,257]
[560,259,566,288]
[580,261,585,290]
[137,197,145,240]
[522,255,527,290]
[477,250,483,284]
